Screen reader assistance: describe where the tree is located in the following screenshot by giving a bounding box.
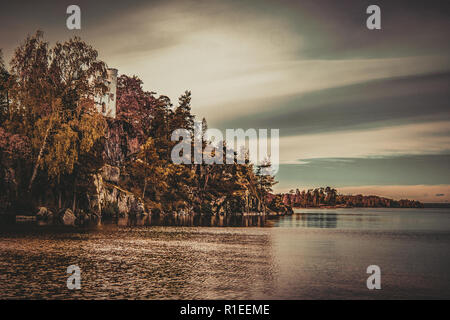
[35,98,106,208]
[7,31,107,209]
[0,127,31,206]
[116,74,155,140]
[130,138,167,201]
[171,90,194,132]
[0,49,10,123]
[9,32,108,192]
[255,160,278,213]
[8,31,52,135]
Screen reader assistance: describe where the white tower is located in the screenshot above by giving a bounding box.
[97,68,118,118]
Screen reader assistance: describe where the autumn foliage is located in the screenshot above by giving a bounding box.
[0,31,284,216]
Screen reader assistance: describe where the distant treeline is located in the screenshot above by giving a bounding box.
[278,187,424,208]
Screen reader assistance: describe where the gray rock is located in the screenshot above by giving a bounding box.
[36,207,53,220]
[61,208,76,226]
[36,207,48,218]
[101,165,120,183]
[89,173,147,218]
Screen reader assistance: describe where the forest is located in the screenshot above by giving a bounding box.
[0,31,292,223]
[279,187,424,208]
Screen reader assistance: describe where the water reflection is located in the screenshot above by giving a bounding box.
[1,208,450,299]
[299,212,338,228]
[0,224,277,299]
[273,209,384,229]
[7,208,450,232]
[272,211,340,228]
[2,213,269,228]
[117,214,268,227]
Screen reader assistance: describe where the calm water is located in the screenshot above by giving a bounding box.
[0,208,449,299]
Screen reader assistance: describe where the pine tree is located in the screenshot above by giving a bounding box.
[255,160,278,213]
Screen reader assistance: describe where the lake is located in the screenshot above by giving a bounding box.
[0,208,449,299]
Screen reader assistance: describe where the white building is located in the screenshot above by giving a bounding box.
[96,68,118,118]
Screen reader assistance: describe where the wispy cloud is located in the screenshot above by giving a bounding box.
[279,121,450,163]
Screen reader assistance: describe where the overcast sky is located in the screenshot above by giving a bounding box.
[1,0,449,201]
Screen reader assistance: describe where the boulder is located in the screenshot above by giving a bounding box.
[36,207,48,218]
[36,207,53,220]
[60,208,76,226]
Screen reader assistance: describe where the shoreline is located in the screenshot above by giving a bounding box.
[292,206,428,209]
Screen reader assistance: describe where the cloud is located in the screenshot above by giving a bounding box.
[278,121,450,163]
[275,155,450,190]
[2,1,450,118]
[215,71,450,136]
[51,0,450,123]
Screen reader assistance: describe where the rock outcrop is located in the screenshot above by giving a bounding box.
[36,207,77,225]
[34,165,148,224]
[101,164,121,183]
[60,208,76,226]
[36,206,54,221]
[90,168,146,218]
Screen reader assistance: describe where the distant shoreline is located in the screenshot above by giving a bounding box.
[292,204,450,209]
[277,187,424,209]
[424,203,450,208]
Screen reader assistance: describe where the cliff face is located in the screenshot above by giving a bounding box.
[32,164,146,225]
[89,165,146,218]
[102,119,141,166]
[95,120,147,218]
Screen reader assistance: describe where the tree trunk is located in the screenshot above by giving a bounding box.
[28,121,52,191]
[7,90,11,121]
[246,194,249,214]
[142,179,147,199]
[72,178,77,212]
[203,172,209,190]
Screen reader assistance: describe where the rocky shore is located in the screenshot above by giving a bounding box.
[3,163,292,227]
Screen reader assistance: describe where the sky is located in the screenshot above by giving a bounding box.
[1,0,449,202]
